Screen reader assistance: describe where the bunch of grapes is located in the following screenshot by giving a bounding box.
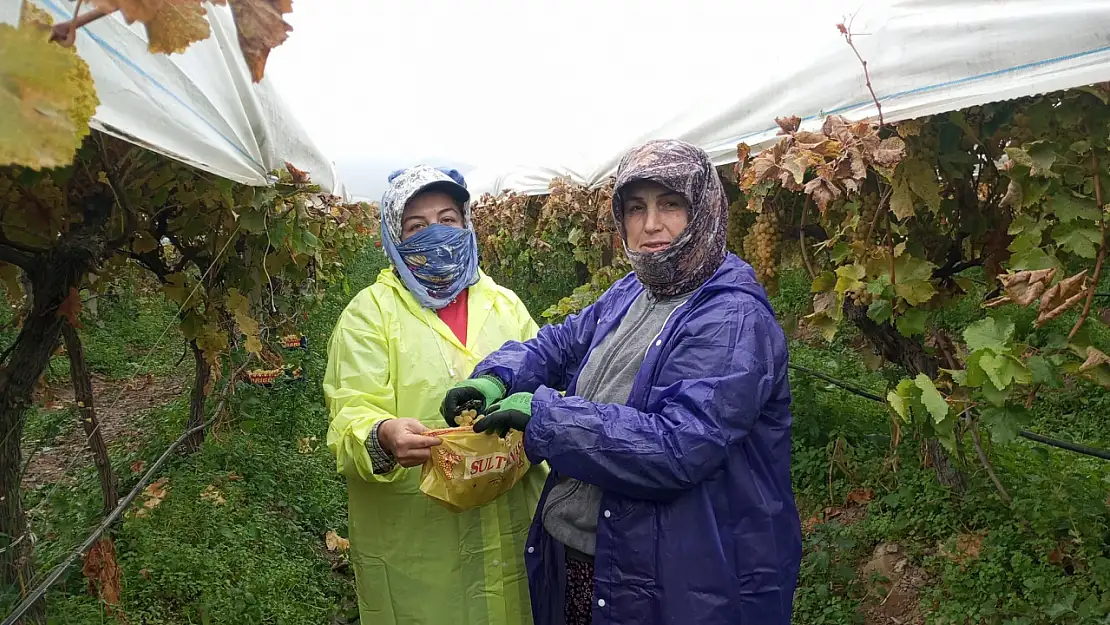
[854,191,880,243]
[848,286,875,307]
[743,210,780,291]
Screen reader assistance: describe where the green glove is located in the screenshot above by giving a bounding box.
[474,392,533,438]
[441,375,506,426]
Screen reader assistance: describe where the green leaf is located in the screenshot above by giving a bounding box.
[963,317,1015,354]
[239,209,267,234]
[980,405,1030,444]
[1007,245,1059,272]
[1053,223,1102,259]
[887,390,908,419]
[830,242,852,263]
[834,263,866,295]
[944,368,969,386]
[1026,354,1060,388]
[977,352,1029,390]
[896,308,928,337]
[979,379,1011,407]
[913,374,949,423]
[889,177,915,221]
[1048,193,1101,222]
[811,271,835,293]
[900,158,942,213]
[891,254,937,305]
[867,299,893,324]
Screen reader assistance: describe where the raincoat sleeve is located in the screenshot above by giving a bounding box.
[471,299,600,394]
[323,292,402,484]
[524,297,783,501]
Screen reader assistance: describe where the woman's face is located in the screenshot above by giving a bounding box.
[401,190,463,241]
[621,181,690,253]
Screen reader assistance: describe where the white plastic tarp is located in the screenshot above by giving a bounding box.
[263,0,1110,201]
[8,0,344,195]
[466,0,1110,196]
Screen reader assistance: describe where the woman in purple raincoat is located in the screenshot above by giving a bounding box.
[440,139,802,625]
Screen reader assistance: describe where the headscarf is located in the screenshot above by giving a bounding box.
[612,139,729,297]
[379,165,479,310]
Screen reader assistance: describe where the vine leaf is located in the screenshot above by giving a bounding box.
[1048,193,1101,223]
[0,23,99,169]
[1036,270,1088,327]
[913,374,949,423]
[984,268,1056,308]
[891,254,937,305]
[217,0,293,82]
[91,0,212,54]
[1053,223,1102,259]
[889,177,915,221]
[899,158,942,214]
[145,1,211,54]
[963,317,1014,353]
[1078,346,1110,373]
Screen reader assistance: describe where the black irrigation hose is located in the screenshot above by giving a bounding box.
[787,363,1110,462]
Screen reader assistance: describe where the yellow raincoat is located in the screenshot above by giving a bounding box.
[324,267,547,625]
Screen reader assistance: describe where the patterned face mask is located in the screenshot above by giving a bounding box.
[379,166,478,309]
[612,139,729,296]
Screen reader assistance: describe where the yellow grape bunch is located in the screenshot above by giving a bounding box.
[742,210,781,291]
[854,191,880,243]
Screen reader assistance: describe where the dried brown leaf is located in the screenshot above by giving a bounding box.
[1036,270,1088,327]
[81,537,124,619]
[325,530,350,553]
[285,161,309,184]
[871,136,906,167]
[225,0,294,82]
[847,488,874,505]
[803,176,841,213]
[1078,346,1110,373]
[775,115,801,134]
[200,484,226,505]
[57,287,82,328]
[997,268,1057,307]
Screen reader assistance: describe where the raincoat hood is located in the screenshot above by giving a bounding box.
[612,139,729,297]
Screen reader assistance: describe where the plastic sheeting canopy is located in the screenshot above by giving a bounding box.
[450,0,1110,197]
[9,0,344,196]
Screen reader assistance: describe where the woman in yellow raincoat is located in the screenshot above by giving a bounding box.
[324,166,547,624]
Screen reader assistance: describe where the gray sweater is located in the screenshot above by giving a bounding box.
[541,289,690,558]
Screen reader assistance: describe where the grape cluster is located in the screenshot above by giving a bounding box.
[854,192,880,243]
[849,287,875,307]
[743,210,780,290]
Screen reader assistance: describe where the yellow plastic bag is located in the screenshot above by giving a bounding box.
[419,426,530,513]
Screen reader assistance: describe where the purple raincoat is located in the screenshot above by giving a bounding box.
[471,253,801,625]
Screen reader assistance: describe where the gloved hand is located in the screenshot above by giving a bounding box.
[474,392,533,438]
[441,375,506,426]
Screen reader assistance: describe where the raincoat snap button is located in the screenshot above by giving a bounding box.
[598,599,606,607]
[603,509,611,518]
[655,340,662,346]
[492,559,499,566]
[527,547,535,553]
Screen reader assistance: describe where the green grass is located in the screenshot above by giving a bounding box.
[7,251,1110,624]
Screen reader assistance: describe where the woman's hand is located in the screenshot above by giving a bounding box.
[378,418,442,467]
[440,375,506,426]
[474,392,533,437]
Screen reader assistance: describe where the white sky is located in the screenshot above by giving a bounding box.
[265,0,856,199]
